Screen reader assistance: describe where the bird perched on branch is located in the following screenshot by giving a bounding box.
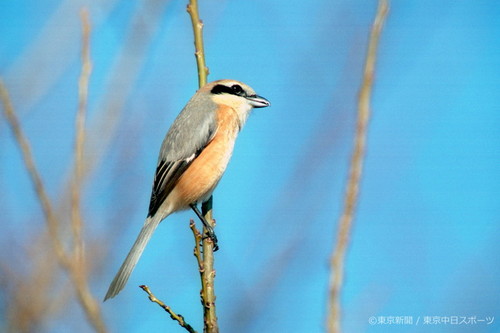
[104,79,270,301]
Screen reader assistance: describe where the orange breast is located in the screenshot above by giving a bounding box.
[169,106,240,209]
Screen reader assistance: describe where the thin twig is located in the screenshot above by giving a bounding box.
[0,81,69,267]
[327,1,389,333]
[67,10,108,333]
[186,1,218,332]
[71,7,92,277]
[186,0,209,87]
[140,285,197,333]
[190,220,204,271]
[71,281,107,333]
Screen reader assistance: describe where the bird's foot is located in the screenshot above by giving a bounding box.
[190,203,219,251]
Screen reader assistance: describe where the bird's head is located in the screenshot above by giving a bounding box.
[187,79,269,130]
[201,79,270,118]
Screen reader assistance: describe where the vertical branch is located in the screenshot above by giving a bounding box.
[68,9,108,333]
[71,7,92,274]
[327,1,389,333]
[191,211,218,333]
[186,1,218,332]
[186,0,209,87]
[199,200,218,333]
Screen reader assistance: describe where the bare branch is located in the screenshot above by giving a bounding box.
[190,221,218,332]
[71,6,92,273]
[186,1,218,331]
[66,10,108,333]
[327,1,389,332]
[190,220,204,271]
[0,80,69,266]
[0,9,108,333]
[140,285,197,333]
[186,0,209,87]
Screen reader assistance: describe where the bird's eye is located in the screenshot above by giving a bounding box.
[231,84,244,95]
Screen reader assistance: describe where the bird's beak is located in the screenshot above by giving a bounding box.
[246,94,270,108]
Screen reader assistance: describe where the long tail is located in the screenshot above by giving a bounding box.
[104,217,160,301]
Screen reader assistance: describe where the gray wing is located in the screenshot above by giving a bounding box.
[147,96,217,218]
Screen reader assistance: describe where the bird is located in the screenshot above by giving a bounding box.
[104,79,270,301]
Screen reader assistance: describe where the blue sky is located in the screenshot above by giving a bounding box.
[1,1,499,332]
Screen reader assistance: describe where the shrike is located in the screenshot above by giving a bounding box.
[104,79,270,300]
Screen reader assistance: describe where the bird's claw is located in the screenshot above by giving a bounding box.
[202,227,219,251]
